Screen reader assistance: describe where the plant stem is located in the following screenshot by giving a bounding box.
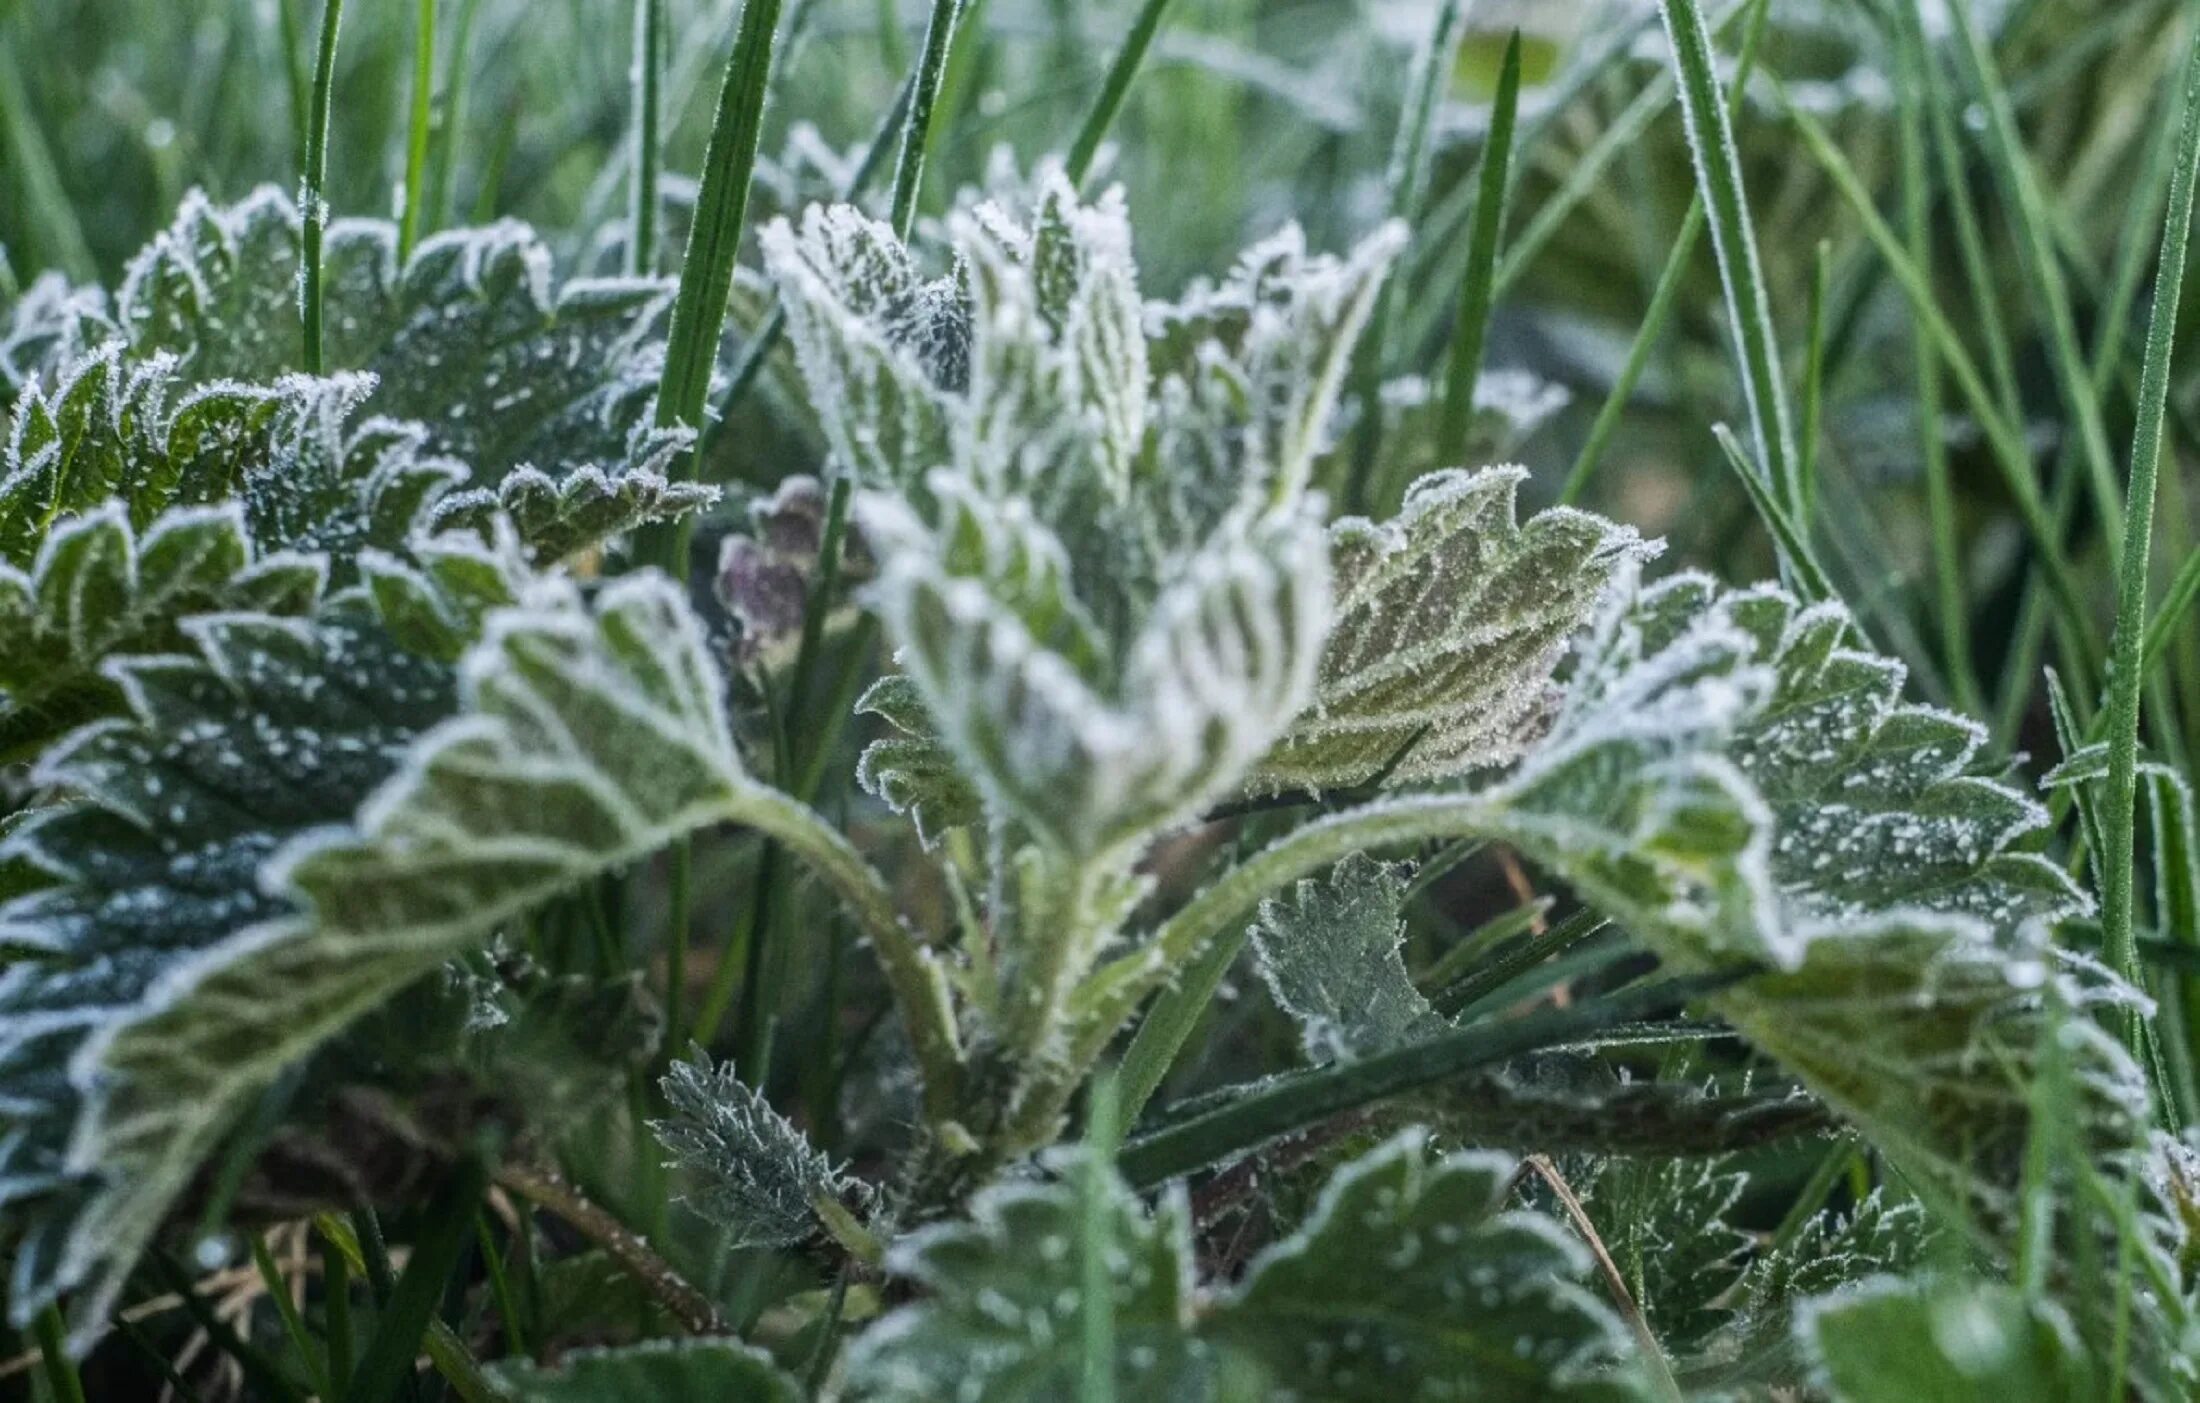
[398,0,437,262]
[2101,23,2200,1022]
[1065,0,1176,186]
[629,0,665,275]
[301,0,344,373]
[346,1156,488,1403]
[494,1162,725,1335]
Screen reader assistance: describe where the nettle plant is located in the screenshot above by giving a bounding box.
[1,170,2196,1400]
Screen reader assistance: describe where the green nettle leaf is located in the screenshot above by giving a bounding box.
[652,1048,868,1249]
[1256,466,1652,794]
[0,599,461,1333]
[1797,1278,2100,1402]
[1144,217,1408,524]
[837,1149,1224,1402]
[1572,1153,1752,1351]
[854,674,985,846]
[0,559,773,1340]
[118,186,676,479]
[0,502,322,759]
[840,1132,1639,1402]
[864,483,1331,858]
[1,344,286,562]
[0,271,113,406]
[1249,853,1442,1061]
[767,174,1415,860]
[762,202,966,492]
[1467,572,2140,1226]
[430,429,719,565]
[488,1338,806,1403]
[1685,1190,1932,1390]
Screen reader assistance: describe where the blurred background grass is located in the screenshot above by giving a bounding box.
[11,1,2192,766]
[8,0,2200,1042]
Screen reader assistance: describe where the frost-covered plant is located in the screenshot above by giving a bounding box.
[0,163,2194,1403]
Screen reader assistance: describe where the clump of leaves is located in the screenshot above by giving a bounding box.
[0,146,2194,1403]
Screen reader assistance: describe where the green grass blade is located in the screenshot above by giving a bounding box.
[398,0,437,262]
[1117,972,1746,1189]
[2099,24,2200,1018]
[252,1238,334,1402]
[1893,21,1984,717]
[1065,0,1176,186]
[1432,28,1523,471]
[1079,1072,1120,1403]
[889,0,967,236]
[300,0,344,374]
[32,1306,87,1403]
[1346,0,1467,512]
[1783,93,2098,672]
[271,0,312,169]
[1558,0,1770,506]
[321,1226,355,1389]
[1656,0,1798,515]
[1116,918,1240,1125]
[345,1156,490,1403]
[0,45,96,282]
[652,0,784,437]
[1905,0,2024,428]
[629,0,665,275]
[1797,239,1830,527]
[1712,424,1834,604]
[427,0,482,230]
[1945,2,2127,554]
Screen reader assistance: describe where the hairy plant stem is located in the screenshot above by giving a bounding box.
[495,1162,725,1335]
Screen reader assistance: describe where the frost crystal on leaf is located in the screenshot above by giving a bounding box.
[0,598,458,1338]
[1211,1131,1643,1401]
[769,171,1407,858]
[840,1131,1639,1402]
[0,558,764,1342]
[0,503,321,758]
[651,1048,866,1250]
[1463,570,2141,1237]
[864,480,1330,857]
[119,188,677,478]
[1257,466,1654,793]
